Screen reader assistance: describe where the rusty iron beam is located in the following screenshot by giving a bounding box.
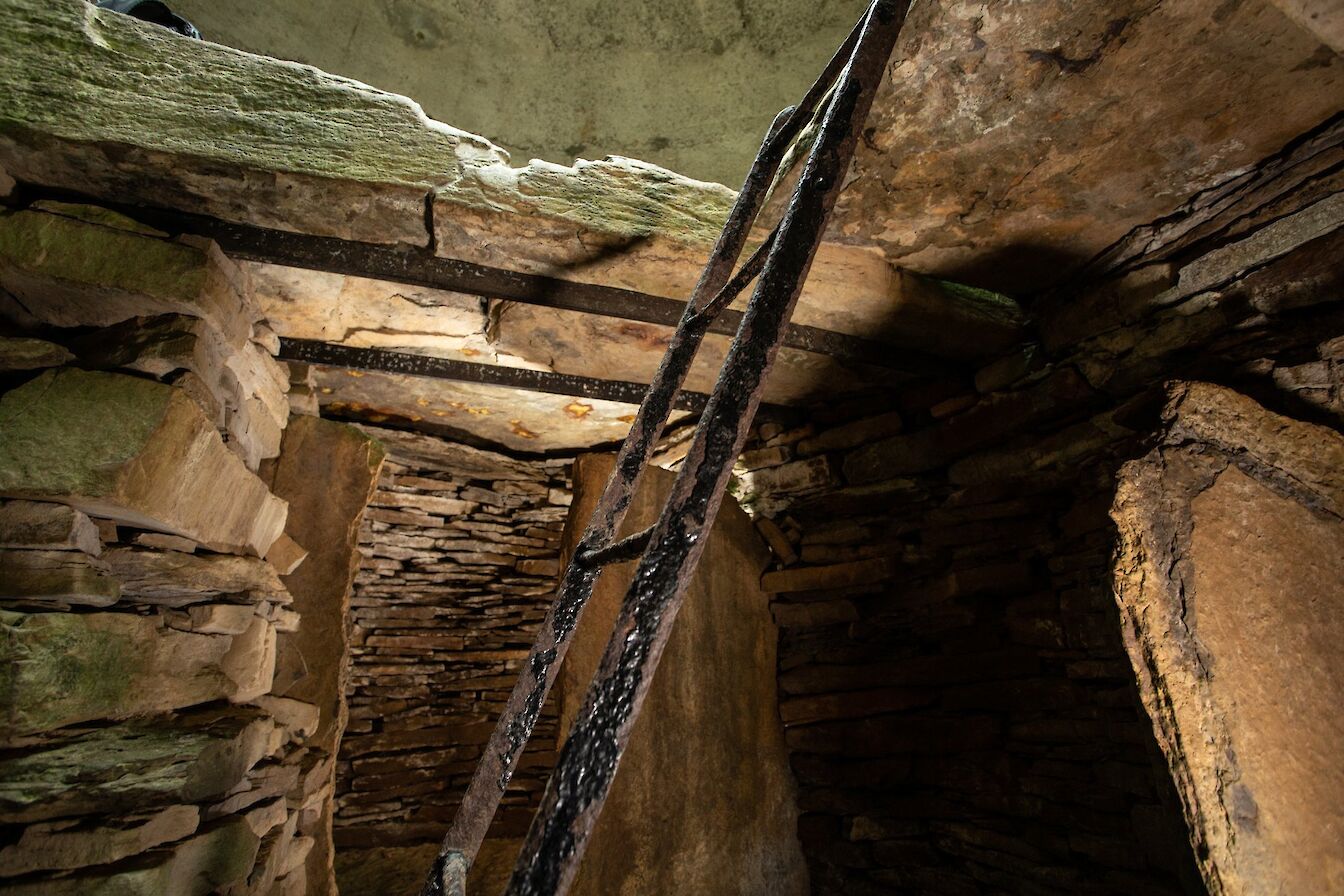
[278,338,713,414]
[419,11,878,894]
[9,191,949,381]
[503,3,910,894]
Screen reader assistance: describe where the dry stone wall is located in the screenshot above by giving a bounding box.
[334,427,572,858]
[0,202,381,895]
[729,144,1343,895]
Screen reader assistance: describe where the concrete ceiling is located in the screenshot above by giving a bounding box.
[170,0,869,189]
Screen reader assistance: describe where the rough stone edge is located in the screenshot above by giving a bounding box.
[0,0,1022,338]
[1109,380,1344,896]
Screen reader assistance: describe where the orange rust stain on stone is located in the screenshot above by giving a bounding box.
[460,348,481,357]
[617,322,673,351]
[564,401,594,419]
[617,414,637,423]
[509,419,539,439]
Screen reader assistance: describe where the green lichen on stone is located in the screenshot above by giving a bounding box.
[1,0,744,250]
[0,609,137,738]
[0,369,173,501]
[0,209,206,300]
[456,156,736,246]
[0,336,74,371]
[30,200,171,237]
[0,707,268,818]
[930,278,1025,326]
[0,0,499,187]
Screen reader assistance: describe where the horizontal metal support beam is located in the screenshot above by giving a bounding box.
[279,338,712,413]
[11,187,952,377]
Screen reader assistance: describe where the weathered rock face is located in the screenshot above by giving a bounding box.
[830,0,1344,293]
[0,0,1037,451]
[266,415,385,894]
[555,454,809,896]
[0,205,292,469]
[733,149,1342,895]
[1111,382,1344,896]
[0,609,276,740]
[74,0,1344,301]
[0,193,380,895]
[170,0,868,188]
[0,368,286,557]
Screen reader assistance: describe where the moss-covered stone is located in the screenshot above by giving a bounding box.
[0,209,205,301]
[0,707,275,822]
[0,549,120,608]
[0,369,287,556]
[0,209,253,347]
[0,336,74,372]
[29,199,170,237]
[0,609,275,739]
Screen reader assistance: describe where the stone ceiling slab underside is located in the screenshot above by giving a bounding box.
[2,0,1340,449]
[141,0,1344,297]
[832,0,1343,293]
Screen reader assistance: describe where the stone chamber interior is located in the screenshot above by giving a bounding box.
[0,1,1341,895]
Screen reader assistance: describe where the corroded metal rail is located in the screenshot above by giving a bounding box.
[421,3,910,894]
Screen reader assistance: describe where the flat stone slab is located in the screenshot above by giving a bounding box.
[0,804,200,877]
[0,369,286,556]
[1112,382,1344,895]
[0,500,101,554]
[831,0,1344,293]
[0,609,276,739]
[0,816,260,896]
[0,706,277,822]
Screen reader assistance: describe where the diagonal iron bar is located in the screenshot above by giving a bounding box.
[419,11,873,895]
[503,3,910,895]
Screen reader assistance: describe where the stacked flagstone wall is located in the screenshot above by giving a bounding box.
[333,427,572,866]
[729,152,1343,895]
[0,202,383,895]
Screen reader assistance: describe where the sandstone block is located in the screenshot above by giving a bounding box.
[0,335,73,371]
[131,532,199,553]
[515,557,559,577]
[185,603,258,635]
[754,517,798,566]
[0,609,276,739]
[0,369,287,556]
[0,707,277,822]
[843,368,1096,482]
[0,816,260,896]
[761,557,903,594]
[1112,381,1344,896]
[0,804,199,877]
[0,500,100,554]
[795,410,904,458]
[0,208,254,346]
[0,548,119,608]
[103,546,291,607]
[68,312,289,470]
[265,533,309,575]
[253,696,320,744]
